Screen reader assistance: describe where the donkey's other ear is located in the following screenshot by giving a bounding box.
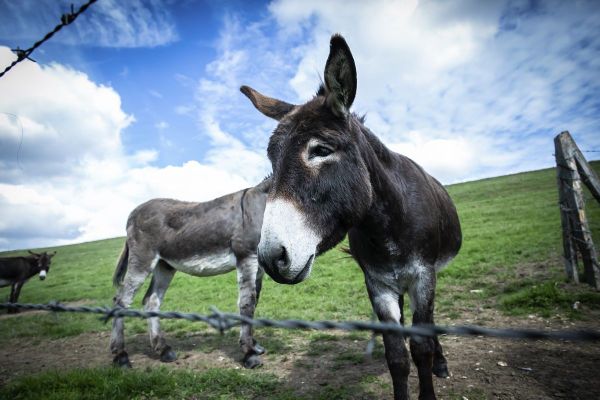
[28,250,40,256]
[240,86,295,121]
[324,34,357,118]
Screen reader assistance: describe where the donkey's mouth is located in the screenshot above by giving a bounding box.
[262,254,314,285]
[290,254,314,284]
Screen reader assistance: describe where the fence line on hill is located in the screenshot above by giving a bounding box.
[1,301,599,342]
[0,0,98,79]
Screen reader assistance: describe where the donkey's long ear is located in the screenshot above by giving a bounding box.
[240,86,295,121]
[324,34,357,118]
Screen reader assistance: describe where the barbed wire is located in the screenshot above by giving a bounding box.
[1,301,600,342]
[0,0,99,79]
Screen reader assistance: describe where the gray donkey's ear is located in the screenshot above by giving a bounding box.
[240,85,295,121]
[324,34,357,118]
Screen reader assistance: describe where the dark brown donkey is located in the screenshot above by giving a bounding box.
[110,177,271,369]
[241,35,461,400]
[0,251,55,312]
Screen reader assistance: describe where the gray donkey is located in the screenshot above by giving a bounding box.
[110,177,271,369]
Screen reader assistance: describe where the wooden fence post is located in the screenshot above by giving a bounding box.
[554,131,600,290]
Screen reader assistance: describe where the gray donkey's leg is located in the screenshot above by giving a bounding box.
[236,254,264,369]
[142,260,176,362]
[110,250,158,368]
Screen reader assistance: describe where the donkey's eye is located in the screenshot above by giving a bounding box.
[309,145,334,159]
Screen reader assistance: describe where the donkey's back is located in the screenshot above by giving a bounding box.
[127,194,242,261]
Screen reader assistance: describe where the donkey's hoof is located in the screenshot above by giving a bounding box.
[253,343,266,355]
[432,362,449,378]
[160,346,177,363]
[243,354,263,369]
[113,352,132,368]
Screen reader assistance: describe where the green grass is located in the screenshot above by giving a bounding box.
[0,367,297,400]
[2,162,600,398]
[500,280,600,317]
[436,162,600,316]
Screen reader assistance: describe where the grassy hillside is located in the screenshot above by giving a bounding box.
[1,162,600,399]
[0,162,600,338]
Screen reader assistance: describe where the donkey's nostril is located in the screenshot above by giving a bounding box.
[259,244,292,283]
[275,246,289,269]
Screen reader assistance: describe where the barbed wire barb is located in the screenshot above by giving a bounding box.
[0,0,99,79]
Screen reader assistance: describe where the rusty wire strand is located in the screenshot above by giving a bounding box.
[1,301,599,342]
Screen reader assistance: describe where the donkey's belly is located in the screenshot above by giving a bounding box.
[163,250,236,277]
[0,279,13,287]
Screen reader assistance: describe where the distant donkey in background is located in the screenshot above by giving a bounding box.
[0,251,56,312]
[110,177,271,369]
[241,35,461,400]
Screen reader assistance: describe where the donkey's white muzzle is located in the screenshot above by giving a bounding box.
[258,198,320,284]
[39,270,47,280]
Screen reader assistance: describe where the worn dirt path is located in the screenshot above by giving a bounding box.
[1,308,599,399]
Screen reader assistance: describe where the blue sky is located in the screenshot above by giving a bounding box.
[0,0,599,251]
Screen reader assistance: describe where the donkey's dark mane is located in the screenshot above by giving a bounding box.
[257,174,273,191]
[353,120,395,166]
[316,84,326,97]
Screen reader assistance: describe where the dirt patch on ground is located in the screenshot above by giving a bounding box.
[0,308,599,399]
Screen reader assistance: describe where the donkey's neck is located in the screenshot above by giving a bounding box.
[353,120,420,233]
[355,122,407,206]
[350,119,461,267]
[356,124,396,170]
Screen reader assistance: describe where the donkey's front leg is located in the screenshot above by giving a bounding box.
[366,280,410,400]
[236,255,264,368]
[409,268,437,400]
[8,282,23,314]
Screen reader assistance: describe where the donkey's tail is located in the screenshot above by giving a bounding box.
[113,242,129,287]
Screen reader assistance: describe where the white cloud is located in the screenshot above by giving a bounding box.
[191,15,292,184]
[56,160,249,244]
[155,120,169,130]
[194,0,574,188]
[0,47,132,182]
[265,0,600,182]
[270,0,502,101]
[174,104,195,116]
[0,47,256,250]
[2,0,599,251]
